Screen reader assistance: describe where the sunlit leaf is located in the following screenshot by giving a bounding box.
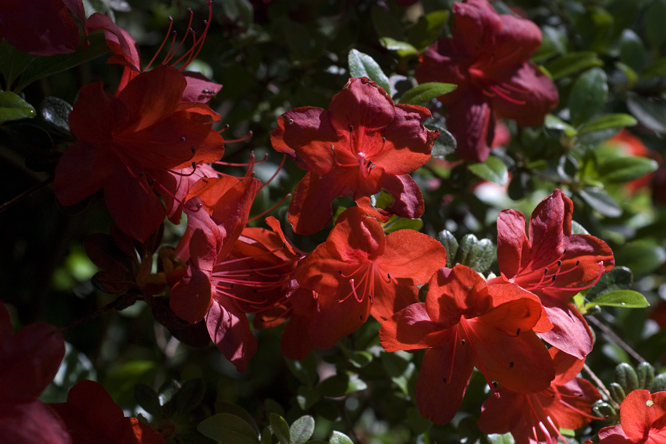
[348,49,391,94]
[399,82,456,105]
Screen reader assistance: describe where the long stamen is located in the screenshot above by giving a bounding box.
[145,16,174,71]
[247,193,292,224]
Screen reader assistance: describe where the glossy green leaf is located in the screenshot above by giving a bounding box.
[609,382,627,404]
[626,93,666,134]
[437,230,459,268]
[429,126,456,159]
[330,431,354,444]
[318,373,367,397]
[616,363,639,393]
[468,155,508,186]
[134,384,162,417]
[577,113,637,135]
[0,91,36,123]
[215,402,260,436]
[597,156,658,183]
[290,415,315,444]
[585,290,649,308]
[545,114,577,137]
[379,37,418,55]
[382,216,423,234]
[578,187,622,218]
[197,414,260,444]
[41,96,72,133]
[399,82,456,105]
[296,385,321,410]
[637,362,655,391]
[569,67,608,126]
[171,379,206,415]
[586,266,633,300]
[269,413,291,444]
[407,10,449,50]
[619,29,647,72]
[348,49,391,94]
[615,240,666,276]
[455,234,495,273]
[487,433,516,444]
[348,351,373,368]
[544,51,603,80]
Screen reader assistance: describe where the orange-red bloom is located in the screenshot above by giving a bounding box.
[478,348,601,444]
[593,389,666,444]
[379,265,555,425]
[271,77,439,235]
[285,207,447,358]
[415,0,558,162]
[54,65,225,242]
[492,189,614,359]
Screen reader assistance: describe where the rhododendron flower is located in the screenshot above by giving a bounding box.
[287,207,448,357]
[492,189,614,359]
[54,65,226,242]
[0,303,69,444]
[0,0,86,55]
[51,380,166,444]
[478,347,601,444]
[379,265,555,425]
[415,0,558,162]
[592,389,666,444]
[271,77,439,235]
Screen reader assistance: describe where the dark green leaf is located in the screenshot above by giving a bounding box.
[330,431,354,444]
[284,22,318,63]
[486,433,516,444]
[467,155,508,186]
[215,402,260,436]
[134,384,162,418]
[585,290,649,308]
[382,216,423,234]
[296,385,320,410]
[645,0,666,48]
[637,362,655,391]
[399,82,456,105]
[171,379,206,415]
[290,415,315,444]
[619,29,647,72]
[578,187,622,217]
[615,240,666,276]
[626,93,666,134]
[197,414,260,444]
[455,234,494,273]
[616,363,639,393]
[577,114,637,135]
[348,351,373,368]
[371,5,404,40]
[569,67,608,126]
[437,230,459,268]
[653,374,666,392]
[586,266,633,300]
[407,10,449,50]
[643,57,666,78]
[571,220,590,235]
[609,382,626,404]
[429,127,456,159]
[544,51,603,80]
[348,49,391,94]
[221,0,253,25]
[597,156,658,183]
[0,91,36,123]
[318,374,367,397]
[269,414,291,444]
[41,97,72,133]
[545,114,577,137]
[378,38,418,55]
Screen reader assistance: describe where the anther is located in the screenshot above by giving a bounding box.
[443,378,447,383]
[461,339,466,345]
[516,328,521,336]
[557,260,562,267]
[180,136,186,141]
[349,125,353,132]
[576,260,580,266]
[509,362,514,368]
[191,146,196,153]
[288,119,294,124]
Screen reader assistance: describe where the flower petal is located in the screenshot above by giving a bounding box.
[206,300,257,373]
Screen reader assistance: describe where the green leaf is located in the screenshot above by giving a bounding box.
[429,126,456,159]
[645,0,666,48]
[0,91,36,123]
[487,433,516,444]
[41,97,72,133]
[615,363,639,393]
[269,413,291,444]
[597,156,658,183]
[215,402,260,436]
[399,82,456,105]
[578,187,622,217]
[348,49,391,94]
[284,22,318,63]
[615,240,666,276]
[619,29,647,72]
[290,415,315,444]
[455,234,495,273]
[382,216,423,234]
[545,114,577,137]
[197,414,260,444]
[221,0,253,25]
[609,382,627,404]
[643,57,666,78]
[171,379,206,415]
[371,5,404,40]
[437,230,459,268]
[544,51,603,80]
[348,351,373,368]
[577,113,636,135]
[134,384,162,418]
[637,362,655,391]
[296,385,320,410]
[586,266,633,300]
[407,10,449,50]
[330,431,354,444]
[318,373,367,397]
[378,37,418,55]
[468,155,508,186]
[627,93,666,134]
[569,67,608,126]
[585,290,649,308]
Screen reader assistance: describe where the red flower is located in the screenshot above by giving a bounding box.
[478,347,601,444]
[0,0,86,55]
[593,389,666,444]
[287,207,447,357]
[0,303,69,444]
[379,265,555,425]
[271,77,439,235]
[415,0,558,162]
[54,65,226,242]
[492,189,614,359]
[51,380,166,444]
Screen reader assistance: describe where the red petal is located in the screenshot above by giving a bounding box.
[539,303,593,360]
[379,303,448,352]
[327,77,395,133]
[620,390,666,442]
[379,229,447,285]
[496,209,528,280]
[424,266,490,327]
[377,174,425,220]
[206,300,257,372]
[182,72,222,103]
[445,92,494,162]
[288,170,349,235]
[0,400,70,444]
[450,0,503,62]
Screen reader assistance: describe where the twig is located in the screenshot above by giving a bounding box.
[583,363,617,408]
[0,177,53,214]
[587,315,647,363]
[59,294,137,333]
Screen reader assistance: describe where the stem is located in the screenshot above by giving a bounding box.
[59,294,138,333]
[583,363,618,409]
[587,315,647,363]
[0,177,53,214]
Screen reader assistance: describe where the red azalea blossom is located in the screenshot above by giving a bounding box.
[379,265,555,425]
[415,0,558,162]
[0,0,86,56]
[51,380,166,444]
[288,207,447,357]
[0,303,69,444]
[53,64,226,242]
[271,77,439,235]
[491,189,614,359]
[478,347,601,444]
[592,389,666,444]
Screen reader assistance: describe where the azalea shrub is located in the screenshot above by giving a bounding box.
[3,0,666,443]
